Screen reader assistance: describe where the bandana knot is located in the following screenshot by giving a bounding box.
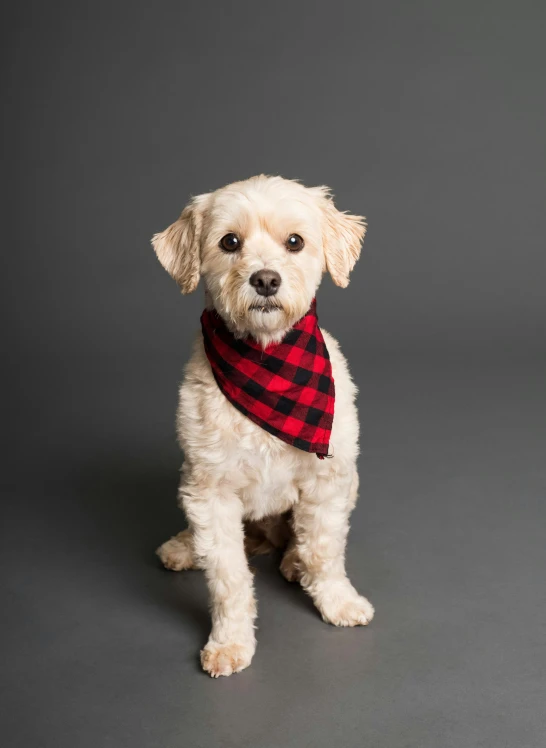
[201,299,335,458]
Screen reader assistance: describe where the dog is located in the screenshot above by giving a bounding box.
[153,175,374,677]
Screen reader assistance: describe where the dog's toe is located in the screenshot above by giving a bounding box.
[200,642,254,678]
[156,530,196,571]
[280,550,301,583]
[321,595,375,627]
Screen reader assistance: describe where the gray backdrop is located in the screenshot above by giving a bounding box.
[3,2,546,747]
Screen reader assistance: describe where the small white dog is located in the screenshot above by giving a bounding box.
[153,175,374,677]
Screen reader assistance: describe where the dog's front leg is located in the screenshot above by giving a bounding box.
[293,469,374,627]
[183,483,256,677]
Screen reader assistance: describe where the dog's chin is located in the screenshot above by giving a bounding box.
[248,302,282,315]
[247,304,283,327]
[213,296,313,346]
[239,303,290,344]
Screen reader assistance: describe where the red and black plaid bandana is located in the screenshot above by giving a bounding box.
[201,299,335,458]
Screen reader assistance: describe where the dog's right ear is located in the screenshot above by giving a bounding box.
[151,194,209,294]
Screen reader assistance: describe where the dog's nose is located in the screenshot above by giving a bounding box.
[249,269,282,297]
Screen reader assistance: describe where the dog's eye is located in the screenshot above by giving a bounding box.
[219,233,241,252]
[286,234,304,252]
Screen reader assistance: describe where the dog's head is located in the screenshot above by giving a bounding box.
[152,175,366,345]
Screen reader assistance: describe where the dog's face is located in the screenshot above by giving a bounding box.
[152,176,366,345]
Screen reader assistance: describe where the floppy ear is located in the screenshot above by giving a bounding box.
[313,187,366,288]
[151,194,208,294]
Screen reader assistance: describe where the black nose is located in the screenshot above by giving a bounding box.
[249,269,282,297]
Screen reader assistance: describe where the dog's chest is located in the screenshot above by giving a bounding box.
[211,393,303,519]
[238,451,300,520]
[179,336,335,521]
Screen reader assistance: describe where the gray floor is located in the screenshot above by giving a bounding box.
[3,359,546,748]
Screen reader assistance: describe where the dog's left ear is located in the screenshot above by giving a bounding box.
[151,194,209,294]
[312,187,367,288]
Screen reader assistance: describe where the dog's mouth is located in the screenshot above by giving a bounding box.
[248,302,283,313]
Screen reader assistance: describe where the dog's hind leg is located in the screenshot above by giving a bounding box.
[244,513,302,582]
[156,528,201,571]
[280,537,302,582]
[244,512,292,557]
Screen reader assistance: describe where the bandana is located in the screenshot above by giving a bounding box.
[201,299,335,458]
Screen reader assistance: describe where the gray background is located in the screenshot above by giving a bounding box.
[3,1,546,747]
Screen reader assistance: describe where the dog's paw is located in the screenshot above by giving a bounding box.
[320,594,375,627]
[200,642,254,678]
[156,530,196,571]
[280,547,301,583]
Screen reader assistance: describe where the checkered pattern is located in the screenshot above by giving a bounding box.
[201,299,335,458]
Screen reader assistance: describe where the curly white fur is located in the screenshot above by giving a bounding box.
[153,175,374,677]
